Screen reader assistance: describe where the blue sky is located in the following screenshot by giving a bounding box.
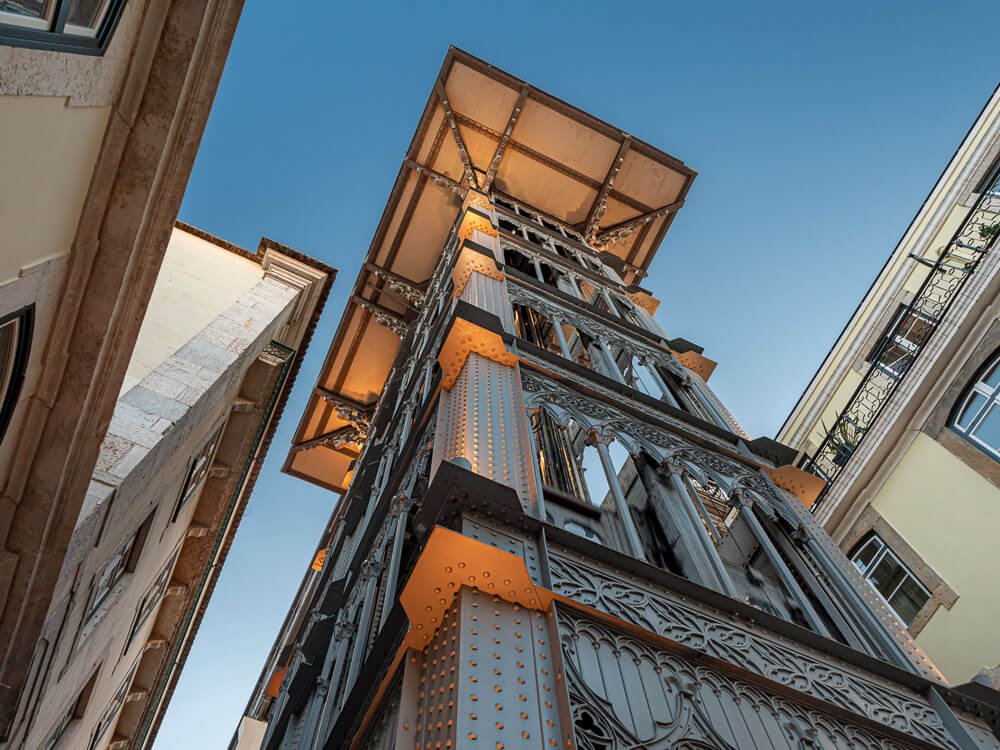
[154,2,999,747]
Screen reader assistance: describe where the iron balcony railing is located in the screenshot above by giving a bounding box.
[806,169,1000,499]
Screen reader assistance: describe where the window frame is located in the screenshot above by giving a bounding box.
[849,533,931,627]
[87,659,136,750]
[974,152,1000,197]
[122,545,178,656]
[865,302,935,379]
[82,513,152,626]
[171,419,226,523]
[42,665,98,749]
[0,305,34,447]
[951,349,1000,460]
[0,0,127,55]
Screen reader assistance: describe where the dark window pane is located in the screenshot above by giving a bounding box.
[0,318,16,387]
[851,537,881,573]
[888,578,930,626]
[67,0,106,28]
[897,311,933,348]
[878,341,913,376]
[0,0,49,19]
[868,554,908,600]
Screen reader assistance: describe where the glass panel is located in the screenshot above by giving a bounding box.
[867,553,908,601]
[984,359,1000,390]
[888,577,930,626]
[580,444,608,507]
[851,536,881,573]
[956,392,988,431]
[66,0,106,28]
[42,708,72,750]
[0,0,51,19]
[971,403,1000,453]
[897,311,934,349]
[628,359,660,398]
[0,318,17,399]
[877,341,913,377]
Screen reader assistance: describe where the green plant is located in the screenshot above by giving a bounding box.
[819,416,865,466]
[979,222,1000,241]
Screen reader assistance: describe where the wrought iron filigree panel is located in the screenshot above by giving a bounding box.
[557,605,942,749]
[807,172,1000,488]
[549,550,957,747]
[520,370,734,461]
[521,369,942,680]
[508,281,687,380]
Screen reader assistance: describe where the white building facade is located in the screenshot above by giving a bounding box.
[5,225,331,750]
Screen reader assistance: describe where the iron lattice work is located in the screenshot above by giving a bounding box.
[806,171,1000,494]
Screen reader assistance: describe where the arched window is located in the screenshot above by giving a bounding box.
[0,305,33,446]
[952,351,1000,459]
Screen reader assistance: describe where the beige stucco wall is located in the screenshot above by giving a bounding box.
[121,229,266,393]
[872,431,1000,682]
[0,95,110,285]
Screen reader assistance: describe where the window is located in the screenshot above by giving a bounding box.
[88,661,136,750]
[866,303,935,379]
[42,706,73,750]
[0,0,126,54]
[42,667,97,749]
[952,351,1000,459]
[850,534,930,627]
[171,421,225,522]
[122,547,178,655]
[0,305,33,446]
[84,514,152,625]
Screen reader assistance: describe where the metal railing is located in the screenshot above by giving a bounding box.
[806,170,1000,498]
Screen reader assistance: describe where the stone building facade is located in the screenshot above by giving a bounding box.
[779,86,1000,684]
[2,225,331,750]
[236,49,1000,750]
[0,0,246,734]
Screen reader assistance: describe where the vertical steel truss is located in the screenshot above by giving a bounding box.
[806,172,1000,495]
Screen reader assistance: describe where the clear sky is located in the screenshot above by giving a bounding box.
[154,2,999,747]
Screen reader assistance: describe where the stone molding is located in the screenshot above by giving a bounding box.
[260,246,331,349]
